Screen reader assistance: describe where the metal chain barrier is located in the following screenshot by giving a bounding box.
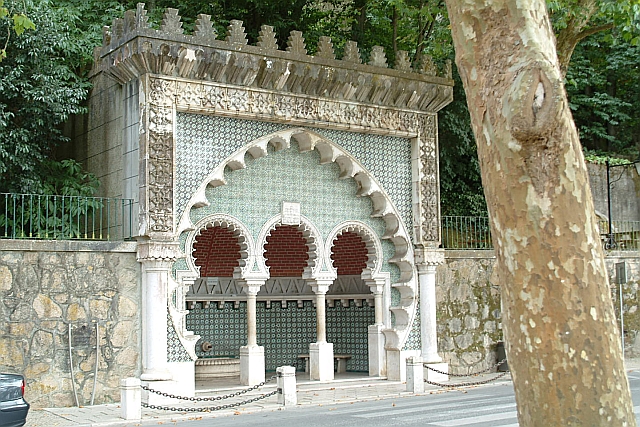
[141,390,278,412]
[140,374,277,402]
[140,372,280,412]
[424,359,507,378]
[423,359,510,388]
[425,371,509,388]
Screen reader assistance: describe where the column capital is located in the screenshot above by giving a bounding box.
[307,278,333,295]
[414,248,444,269]
[236,279,266,295]
[364,278,386,295]
[137,237,181,263]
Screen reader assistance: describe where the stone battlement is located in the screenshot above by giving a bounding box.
[93,3,453,113]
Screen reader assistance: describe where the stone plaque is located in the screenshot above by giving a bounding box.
[281,201,301,225]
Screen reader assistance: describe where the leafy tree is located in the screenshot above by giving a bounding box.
[566,34,640,158]
[0,0,102,194]
[446,0,635,424]
[0,0,35,61]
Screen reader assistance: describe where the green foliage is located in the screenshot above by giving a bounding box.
[0,0,35,60]
[0,0,93,194]
[566,34,640,159]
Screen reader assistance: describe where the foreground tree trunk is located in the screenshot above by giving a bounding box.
[444,1,635,425]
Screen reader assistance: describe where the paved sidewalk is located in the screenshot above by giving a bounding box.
[25,359,640,427]
[25,375,422,427]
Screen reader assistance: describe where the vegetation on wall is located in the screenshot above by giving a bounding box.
[0,0,637,213]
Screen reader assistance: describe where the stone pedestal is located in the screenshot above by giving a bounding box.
[406,357,424,393]
[424,362,449,383]
[276,365,297,406]
[310,342,334,381]
[240,345,265,386]
[120,378,141,420]
[368,324,386,377]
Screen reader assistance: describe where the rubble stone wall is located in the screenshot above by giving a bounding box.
[438,250,640,374]
[0,241,140,408]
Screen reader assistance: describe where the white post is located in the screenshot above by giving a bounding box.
[415,248,449,381]
[366,280,387,377]
[120,377,141,420]
[138,240,178,381]
[415,248,444,363]
[309,280,334,381]
[239,279,265,386]
[276,365,297,406]
[406,357,424,393]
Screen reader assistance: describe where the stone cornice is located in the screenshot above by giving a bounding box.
[94,4,453,114]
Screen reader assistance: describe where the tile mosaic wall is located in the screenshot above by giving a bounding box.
[185,300,374,372]
[186,137,399,282]
[175,114,413,240]
[402,295,422,351]
[167,311,192,362]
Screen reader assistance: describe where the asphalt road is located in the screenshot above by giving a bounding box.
[164,374,640,427]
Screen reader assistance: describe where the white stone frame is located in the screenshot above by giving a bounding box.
[174,128,418,351]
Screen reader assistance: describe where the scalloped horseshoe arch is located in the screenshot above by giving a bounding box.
[177,128,417,347]
[325,221,384,281]
[184,213,257,279]
[257,214,326,280]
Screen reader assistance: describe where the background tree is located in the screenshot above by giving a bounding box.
[0,0,106,194]
[445,0,635,424]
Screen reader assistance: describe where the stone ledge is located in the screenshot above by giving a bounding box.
[0,239,137,253]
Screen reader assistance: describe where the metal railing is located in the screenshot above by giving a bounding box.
[1,193,134,241]
[441,216,493,250]
[441,216,640,251]
[598,219,640,251]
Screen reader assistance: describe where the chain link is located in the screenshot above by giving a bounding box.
[424,359,507,378]
[141,374,277,402]
[425,371,509,388]
[142,390,278,412]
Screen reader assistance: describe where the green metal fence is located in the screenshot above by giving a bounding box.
[1,193,134,241]
[598,219,640,251]
[441,216,493,250]
[441,216,640,251]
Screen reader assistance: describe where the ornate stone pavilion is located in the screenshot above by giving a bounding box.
[79,4,453,399]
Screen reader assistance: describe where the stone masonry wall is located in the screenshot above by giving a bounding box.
[437,251,502,375]
[438,250,640,375]
[0,241,140,408]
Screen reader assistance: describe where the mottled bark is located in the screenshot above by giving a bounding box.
[444,1,635,426]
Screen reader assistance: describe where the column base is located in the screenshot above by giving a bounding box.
[424,362,448,383]
[310,342,334,381]
[368,324,386,377]
[240,345,265,386]
[140,368,172,382]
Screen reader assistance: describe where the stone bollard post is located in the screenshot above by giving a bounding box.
[120,377,141,420]
[276,365,297,406]
[406,356,424,393]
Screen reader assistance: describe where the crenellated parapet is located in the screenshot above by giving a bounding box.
[94,3,453,113]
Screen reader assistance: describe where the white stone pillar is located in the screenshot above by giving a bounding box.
[309,280,334,381]
[406,356,424,393]
[415,248,444,364]
[239,279,265,386]
[276,365,297,406]
[138,240,179,381]
[366,280,386,377]
[120,377,141,420]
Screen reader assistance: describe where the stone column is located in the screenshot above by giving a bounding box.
[138,239,179,381]
[238,279,265,385]
[366,280,386,377]
[415,248,448,380]
[309,280,333,381]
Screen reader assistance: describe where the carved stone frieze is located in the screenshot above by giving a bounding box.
[95,5,453,114]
